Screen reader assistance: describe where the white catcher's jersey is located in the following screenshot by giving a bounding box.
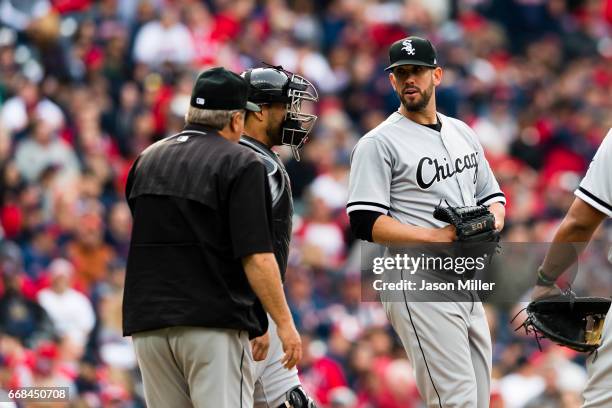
[575,129,612,218]
[347,111,505,225]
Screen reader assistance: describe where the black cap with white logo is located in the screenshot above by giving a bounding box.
[190,67,261,112]
[385,36,438,71]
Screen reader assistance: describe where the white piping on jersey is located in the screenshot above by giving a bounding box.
[239,138,284,206]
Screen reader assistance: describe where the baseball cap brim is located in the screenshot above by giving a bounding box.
[385,60,437,71]
[246,101,261,112]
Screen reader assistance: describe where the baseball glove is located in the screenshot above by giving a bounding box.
[433,203,498,242]
[515,292,611,353]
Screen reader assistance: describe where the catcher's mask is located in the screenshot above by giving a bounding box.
[242,65,318,161]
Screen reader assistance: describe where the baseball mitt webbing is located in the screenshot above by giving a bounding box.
[516,293,611,353]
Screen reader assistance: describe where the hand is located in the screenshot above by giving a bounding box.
[429,225,456,242]
[250,331,270,362]
[276,322,302,369]
[531,284,562,301]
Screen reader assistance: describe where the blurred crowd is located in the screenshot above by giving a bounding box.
[0,0,611,407]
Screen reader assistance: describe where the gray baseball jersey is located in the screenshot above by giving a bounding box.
[347,111,505,224]
[576,129,612,408]
[347,111,505,408]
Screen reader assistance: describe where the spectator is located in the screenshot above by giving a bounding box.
[37,258,95,348]
[285,267,322,333]
[21,223,57,279]
[97,260,136,370]
[102,81,144,157]
[300,334,348,406]
[14,119,79,184]
[66,208,115,290]
[185,1,220,68]
[29,340,75,392]
[0,242,54,347]
[105,202,132,261]
[296,196,346,269]
[132,6,194,67]
[0,0,52,32]
[0,77,64,134]
[328,386,358,408]
[499,353,546,408]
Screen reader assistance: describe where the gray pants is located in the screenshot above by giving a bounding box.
[582,311,612,408]
[132,326,254,408]
[383,299,492,408]
[252,315,301,407]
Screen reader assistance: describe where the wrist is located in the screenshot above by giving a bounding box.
[424,228,441,243]
[275,312,294,328]
[536,266,556,287]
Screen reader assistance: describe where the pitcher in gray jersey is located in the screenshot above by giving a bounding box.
[347,36,506,407]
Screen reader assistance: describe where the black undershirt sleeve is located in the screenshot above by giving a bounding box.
[349,210,383,242]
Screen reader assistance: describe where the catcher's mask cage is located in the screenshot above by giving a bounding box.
[281,72,318,161]
[243,65,319,161]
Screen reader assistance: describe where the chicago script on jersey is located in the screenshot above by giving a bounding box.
[416,152,479,189]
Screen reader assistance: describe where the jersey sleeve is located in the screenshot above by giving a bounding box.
[346,137,391,215]
[474,141,506,206]
[575,130,612,217]
[229,160,274,258]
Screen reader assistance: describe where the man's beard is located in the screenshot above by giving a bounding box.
[267,116,285,146]
[398,82,434,112]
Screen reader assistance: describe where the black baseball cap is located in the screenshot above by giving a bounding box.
[385,36,438,71]
[190,67,260,112]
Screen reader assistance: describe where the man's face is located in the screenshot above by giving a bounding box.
[265,103,288,145]
[51,273,70,293]
[390,65,439,112]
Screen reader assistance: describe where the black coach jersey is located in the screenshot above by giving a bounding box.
[123,124,273,338]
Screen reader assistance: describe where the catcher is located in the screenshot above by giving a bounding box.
[527,129,612,408]
[240,66,319,408]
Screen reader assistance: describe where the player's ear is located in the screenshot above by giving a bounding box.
[230,110,245,133]
[254,106,265,122]
[245,106,265,124]
[432,67,442,86]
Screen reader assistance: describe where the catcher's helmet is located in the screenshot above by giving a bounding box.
[242,66,318,161]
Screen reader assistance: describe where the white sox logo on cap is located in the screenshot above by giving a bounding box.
[385,36,437,71]
[401,39,415,56]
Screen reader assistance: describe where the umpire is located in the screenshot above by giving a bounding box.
[123,67,301,408]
